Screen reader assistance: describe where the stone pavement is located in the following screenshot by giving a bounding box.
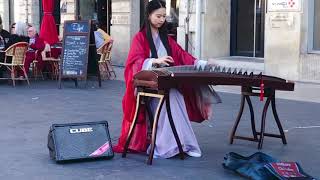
[0,69,319,179]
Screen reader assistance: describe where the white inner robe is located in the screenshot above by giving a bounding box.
[142,34,202,158]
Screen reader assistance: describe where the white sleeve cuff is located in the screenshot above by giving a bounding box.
[195,60,208,70]
[142,58,155,70]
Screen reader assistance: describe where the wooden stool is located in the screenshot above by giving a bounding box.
[122,88,185,165]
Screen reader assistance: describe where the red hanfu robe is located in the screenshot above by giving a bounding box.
[113,29,205,153]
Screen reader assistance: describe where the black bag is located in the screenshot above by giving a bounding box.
[48,121,114,162]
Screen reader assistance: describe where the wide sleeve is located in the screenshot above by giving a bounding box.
[124,33,149,82]
[123,32,149,124]
[169,37,196,66]
[115,32,149,153]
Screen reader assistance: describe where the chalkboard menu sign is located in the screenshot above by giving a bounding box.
[62,35,88,76]
[59,20,91,88]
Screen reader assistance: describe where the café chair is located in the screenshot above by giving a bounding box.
[31,50,45,80]
[97,40,116,80]
[0,42,30,87]
[41,44,60,80]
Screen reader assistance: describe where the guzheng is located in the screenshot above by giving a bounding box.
[133,65,294,91]
[123,65,295,165]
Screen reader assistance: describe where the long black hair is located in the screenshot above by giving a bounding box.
[141,0,172,58]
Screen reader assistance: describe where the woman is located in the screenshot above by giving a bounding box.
[5,21,29,49]
[113,0,212,158]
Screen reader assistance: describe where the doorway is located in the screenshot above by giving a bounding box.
[230,0,265,57]
[77,0,111,34]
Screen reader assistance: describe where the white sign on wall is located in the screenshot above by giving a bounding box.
[267,0,302,12]
[269,13,295,30]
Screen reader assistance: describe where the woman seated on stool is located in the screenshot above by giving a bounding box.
[113,0,220,158]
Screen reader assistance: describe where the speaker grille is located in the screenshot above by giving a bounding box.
[51,121,113,161]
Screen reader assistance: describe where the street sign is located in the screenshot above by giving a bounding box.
[267,0,302,12]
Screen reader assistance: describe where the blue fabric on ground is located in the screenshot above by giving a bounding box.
[223,152,316,180]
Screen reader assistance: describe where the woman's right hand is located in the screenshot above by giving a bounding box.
[153,56,174,67]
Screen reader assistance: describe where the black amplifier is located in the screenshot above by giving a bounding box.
[48,121,114,162]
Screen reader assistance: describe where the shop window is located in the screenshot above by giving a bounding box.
[309,0,320,52]
[313,0,320,51]
[59,0,75,36]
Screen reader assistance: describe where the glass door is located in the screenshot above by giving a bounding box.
[230,0,265,57]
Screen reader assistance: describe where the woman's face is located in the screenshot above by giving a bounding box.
[149,7,166,29]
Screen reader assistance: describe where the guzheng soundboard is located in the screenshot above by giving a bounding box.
[133,65,294,91]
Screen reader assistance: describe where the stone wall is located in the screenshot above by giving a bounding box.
[111,0,140,66]
[177,0,230,59]
[0,0,10,30]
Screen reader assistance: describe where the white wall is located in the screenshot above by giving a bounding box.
[177,0,230,59]
[111,0,140,66]
[202,0,230,59]
[0,0,10,30]
[299,0,320,82]
[264,12,301,80]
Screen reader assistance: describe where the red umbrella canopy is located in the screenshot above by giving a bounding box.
[39,0,59,45]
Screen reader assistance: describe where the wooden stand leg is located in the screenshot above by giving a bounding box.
[165,90,185,160]
[271,96,287,144]
[258,97,271,149]
[74,78,78,87]
[245,96,258,140]
[145,98,154,138]
[147,94,165,165]
[230,95,245,144]
[122,93,142,158]
[230,87,288,149]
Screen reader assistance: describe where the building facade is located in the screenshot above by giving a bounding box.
[175,0,320,82]
[0,0,40,30]
[0,0,319,82]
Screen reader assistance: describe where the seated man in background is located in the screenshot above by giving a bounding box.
[94,24,112,51]
[23,26,45,76]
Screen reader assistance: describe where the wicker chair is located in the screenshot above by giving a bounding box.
[0,42,30,86]
[97,40,116,80]
[41,44,60,80]
[31,50,45,80]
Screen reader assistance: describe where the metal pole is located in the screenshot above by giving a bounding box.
[76,0,80,20]
[253,0,257,57]
[195,0,201,59]
[185,0,190,51]
[8,0,12,26]
[106,0,109,34]
[25,0,29,23]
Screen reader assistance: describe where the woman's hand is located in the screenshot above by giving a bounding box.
[153,56,174,67]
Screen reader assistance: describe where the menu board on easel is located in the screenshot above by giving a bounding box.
[59,20,91,88]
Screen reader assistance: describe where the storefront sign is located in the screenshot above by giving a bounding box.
[269,13,295,30]
[111,14,130,25]
[267,0,302,12]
